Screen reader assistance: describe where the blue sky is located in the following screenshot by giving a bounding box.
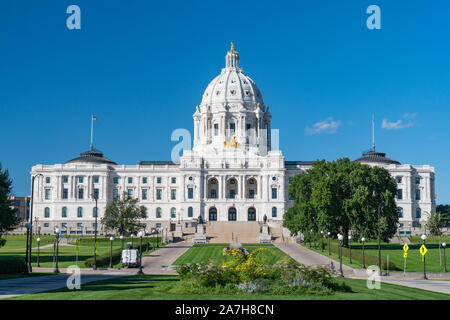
[1,1,450,203]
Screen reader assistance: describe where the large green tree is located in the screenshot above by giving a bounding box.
[424,212,447,237]
[0,163,20,247]
[101,192,147,235]
[283,158,398,246]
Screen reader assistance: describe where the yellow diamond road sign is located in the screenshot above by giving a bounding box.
[420,244,428,261]
[403,243,409,252]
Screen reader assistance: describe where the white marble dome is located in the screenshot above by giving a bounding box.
[201,43,264,108]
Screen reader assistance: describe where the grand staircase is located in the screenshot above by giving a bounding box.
[182,221,293,244]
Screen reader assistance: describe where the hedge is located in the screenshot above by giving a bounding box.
[84,242,152,267]
[326,244,397,271]
[0,256,26,274]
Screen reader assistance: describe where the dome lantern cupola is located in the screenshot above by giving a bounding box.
[225,41,240,69]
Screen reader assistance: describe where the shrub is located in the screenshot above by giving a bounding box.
[84,249,122,267]
[0,256,26,274]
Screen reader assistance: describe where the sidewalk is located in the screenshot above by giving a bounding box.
[0,270,133,299]
[141,241,193,274]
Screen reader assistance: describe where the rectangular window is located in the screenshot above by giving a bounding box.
[93,188,99,199]
[128,177,133,184]
[142,189,148,200]
[45,177,50,184]
[45,189,51,200]
[188,188,194,199]
[62,176,68,183]
[44,223,49,228]
[156,223,161,228]
[113,177,119,184]
[230,123,235,135]
[214,124,219,136]
[127,189,133,198]
[171,177,176,184]
[77,223,83,228]
[229,189,235,199]
[78,176,84,183]
[62,223,67,228]
[211,189,217,199]
[249,189,255,199]
[156,189,162,200]
[415,177,421,184]
[397,189,403,200]
[171,189,176,200]
[62,188,68,199]
[157,177,162,184]
[142,177,147,184]
[78,189,84,199]
[415,189,421,201]
[113,189,119,199]
[93,176,99,183]
[188,207,193,217]
[272,188,277,199]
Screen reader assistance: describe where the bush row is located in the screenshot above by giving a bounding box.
[0,256,26,274]
[83,242,154,267]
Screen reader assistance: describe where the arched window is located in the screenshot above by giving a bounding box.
[62,207,67,218]
[171,207,176,218]
[156,207,162,218]
[188,207,193,218]
[272,207,277,218]
[248,207,256,221]
[209,207,217,221]
[228,207,237,221]
[398,207,403,218]
[77,207,83,218]
[208,178,218,199]
[247,178,257,199]
[93,207,97,218]
[44,207,50,218]
[416,208,421,219]
[227,178,238,199]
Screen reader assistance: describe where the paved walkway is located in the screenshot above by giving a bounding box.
[142,241,193,274]
[274,243,359,276]
[0,270,133,299]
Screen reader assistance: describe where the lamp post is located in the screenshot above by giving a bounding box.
[109,236,114,268]
[327,232,331,255]
[421,234,427,279]
[348,235,352,264]
[131,234,134,248]
[137,231,144,274]
[361,237,366,269]
[165,226,168,243]
[338,234,344,277]
[24,222,32,274]
[337,233,341,259]
[120,235,124,251]
[54,227,60,273]
[443,242,447,272]
[377,202,383,276]
[27,173,43,274]
[92,191,98,270]
[320,231,324,252]
[36,237,41,267]
[156,228,160,248]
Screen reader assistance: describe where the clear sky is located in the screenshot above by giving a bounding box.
[1,0,449,204]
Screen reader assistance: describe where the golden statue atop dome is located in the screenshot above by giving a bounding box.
[230,41,235,53]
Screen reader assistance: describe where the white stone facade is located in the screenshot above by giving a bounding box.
[30,44,436,236]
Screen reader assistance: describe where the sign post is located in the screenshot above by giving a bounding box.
[402,243,409,277]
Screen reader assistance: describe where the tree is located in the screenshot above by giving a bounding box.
[436,204,450,226]
[284,158,398,246]
[424,212,447,237]
[101,192,146,235]
[0,163,20,247]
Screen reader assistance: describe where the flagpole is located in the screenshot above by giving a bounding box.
[90,115,94,151]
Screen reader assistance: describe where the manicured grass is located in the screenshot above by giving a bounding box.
[0,234,55,249]
[304,241,450,273]
[409,235,450,244]
[173,244,294,265]
[8,274,449,300]
[0,236,163,269]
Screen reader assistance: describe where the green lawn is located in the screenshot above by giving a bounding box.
[304,240,449,273]
[173,244,293,265]
[8,274,449,300]
[409,235,450,244]
[0,236,163,269]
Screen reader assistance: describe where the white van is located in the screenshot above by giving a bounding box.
[121,249,141,268]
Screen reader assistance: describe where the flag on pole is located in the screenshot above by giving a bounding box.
[92,115,98,121]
